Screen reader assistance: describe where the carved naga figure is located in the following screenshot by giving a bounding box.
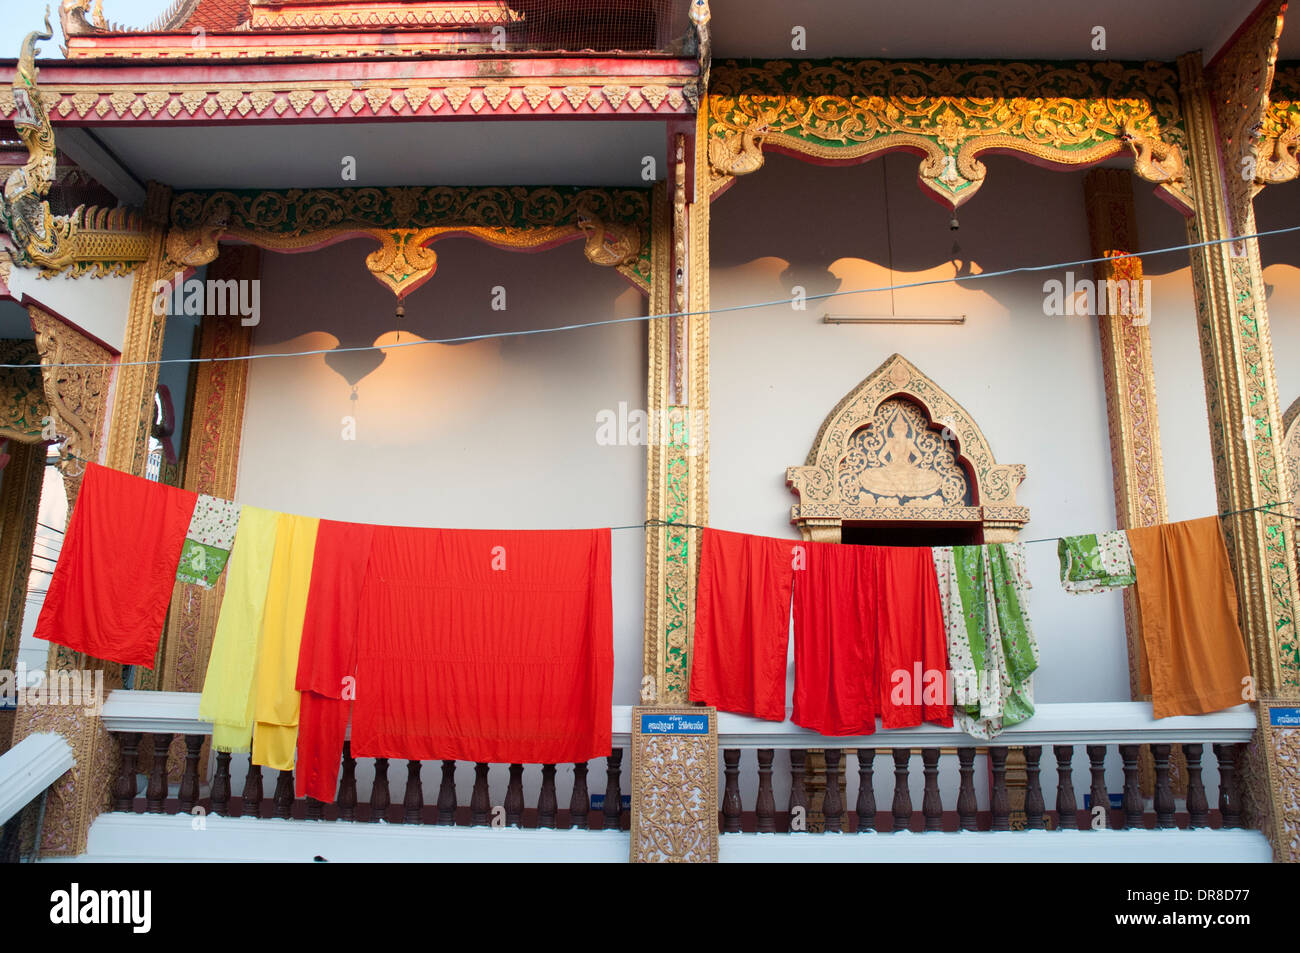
[575,207,639,267]
[1,15,78,272]
[59,0,107,38]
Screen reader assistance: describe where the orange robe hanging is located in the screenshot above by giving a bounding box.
[1127,517,1252,717]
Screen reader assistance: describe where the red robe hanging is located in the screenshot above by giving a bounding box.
[295,521,613,801]
[34,463,197,668]
[688,528,797,721]
[792,542,951,735]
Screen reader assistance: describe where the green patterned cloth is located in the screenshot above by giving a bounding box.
[176,494,241,589]
[932,543,1039,740]
[1058,531,1136,594]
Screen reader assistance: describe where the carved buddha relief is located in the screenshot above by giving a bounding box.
[788,353,1027,543]
[841,399,970,507]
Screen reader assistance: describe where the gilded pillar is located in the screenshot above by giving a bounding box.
[1178,50,1299,694]
[643,121,710,705]
[103,181,172,480]
[1178,35,1300,860]
[160,245,257,694]
[1082,169,1169,699]
[0,440,44,676]
[103,181,172,690]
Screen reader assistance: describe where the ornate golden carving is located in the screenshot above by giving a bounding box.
[1,16,79,274]
[1285,399,1300,552]
[1260,62,1300,187]
[0,339,49,442]
[1178,51,1299,700]
[1208,0,1286,237]
[788,353,1027,541]
[707,59,1192,209]
[11,700,118,857]
[630,706,718,863]
[1248,700,1300,863]
[0,440,45,672]
[27,305,111,512]
[167,187,653,295]
[1083,168,1168,703]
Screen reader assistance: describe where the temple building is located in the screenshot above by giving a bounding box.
[0,0,1297,864]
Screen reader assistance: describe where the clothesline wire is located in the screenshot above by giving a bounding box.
[3,223,1300,371]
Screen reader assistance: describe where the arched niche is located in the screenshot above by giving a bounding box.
[786,353,1028,543]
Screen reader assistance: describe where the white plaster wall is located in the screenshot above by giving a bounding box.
[5,267,132,352]
[237,236,647,706]
[1255,178,1300,424]
[708,153,1215,710]
[1135,184,1220,524]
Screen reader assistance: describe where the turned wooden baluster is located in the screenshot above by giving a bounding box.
[1087,744,1109,830]
[505,764,524,827]
[788,749,808,832]
[604,749,623,831]
[436,760,457,826]
[242,761,264,819]
[146,736,170,814]
[569,762,590,830]
[370,757,390,823]
[989,748,1011,832]
[891,749,912,833]
[470,763,491,826]
[337,743,357,821]
[404,761,424,824]
[1214,743,1241,829]
[823,749,845,833]
[114,732,141,812]
[210,751,231,817]
[1185,744,1209,828]
[305,797,324,821]
[856,749,876,833]
[1152,744,1175,829]
[956,748,977,831]
[1023,746,1045,830]
[1054,745,1077,830]
[538,764,558,829]
[1120,744,1143,829]
[273,770,294,819]
[756,749,776,833]
[921,749,943,832]
[722,749,742,833]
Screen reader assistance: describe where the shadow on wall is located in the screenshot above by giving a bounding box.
[710,152,1196,318]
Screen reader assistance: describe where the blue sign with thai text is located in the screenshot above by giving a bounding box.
[640,713,709,735]
[1269,707,1300,727]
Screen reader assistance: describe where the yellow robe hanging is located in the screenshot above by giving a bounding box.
[198,505,280,752]
[252,513,320,770]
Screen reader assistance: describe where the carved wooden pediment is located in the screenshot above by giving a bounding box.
[787,353,1028,542]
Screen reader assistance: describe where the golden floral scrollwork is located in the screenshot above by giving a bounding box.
[364,228,441,298]
[1247,701,1300,863]
[630,706,718,863]
[0,339,49,443]
[11,701,118,857]
[1208,0,1286,235]
[788,353,1028,542]
[168,186,653,294]
[27,305,112,513]
[708,59,1192,209]
[1285,398,1300,559]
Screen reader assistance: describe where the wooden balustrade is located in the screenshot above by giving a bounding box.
[707,742,1249,835]
[99,706,1251,841]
